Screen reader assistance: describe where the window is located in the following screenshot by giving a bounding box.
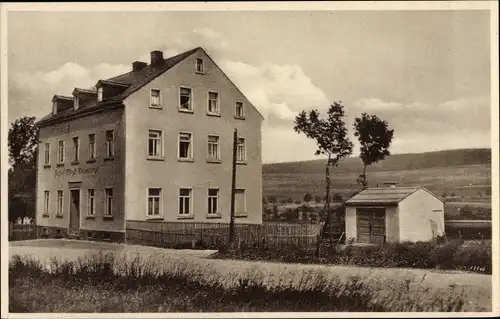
[52,101,58,114]
[179,87,192,111]
[147,188,162,216]
[88,134,96,160]
[179,188,192,215]
[150,89,161,108]
[44,191,50,215]
[97,87,103,102]
[207,135,220,162]
[72,137,79,162]
[105,130,114,158]
[235,189,246,216]
[179,132,193,160]
[207,91,219,115]
[148,130,163,158]
[44,143,50,165]
[104,188,113,217]
[208,188,219,215]
[235,101,245,118]
[57,190,63,216]
[236,137,246,162]
[87,189,95,217]
[196,58,204,73]
[57,140,65,163]
[74,97,79,110]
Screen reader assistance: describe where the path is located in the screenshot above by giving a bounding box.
[9,239,492,311]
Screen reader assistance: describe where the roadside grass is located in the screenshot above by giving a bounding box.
[9,252,474,312]
[214,239,492,275]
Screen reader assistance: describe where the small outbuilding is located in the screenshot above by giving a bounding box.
[344,187,445,244]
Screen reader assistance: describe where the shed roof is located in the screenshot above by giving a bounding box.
[345,187,426,206]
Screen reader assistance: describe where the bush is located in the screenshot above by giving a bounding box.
[216,240,491,274]
[332,193,343,201]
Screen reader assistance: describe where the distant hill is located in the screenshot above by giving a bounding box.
[263,148,491,174]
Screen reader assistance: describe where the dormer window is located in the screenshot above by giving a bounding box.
[74,96,79,110]
[97,87,103,102]
[53,101,58,115]
[195,58,204,74]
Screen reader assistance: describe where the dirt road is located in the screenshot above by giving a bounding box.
[9,239,492,311]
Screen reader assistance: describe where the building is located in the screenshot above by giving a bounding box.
[344,187,445,244]
[35,47,264,241]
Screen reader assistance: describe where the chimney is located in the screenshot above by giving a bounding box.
[132,61,147,71]
[150,50,164,66]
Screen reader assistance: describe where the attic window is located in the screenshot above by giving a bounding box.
[97,87,103,102]
[150,89,161,109]
[53,101,58,114]
[195,58,204,74]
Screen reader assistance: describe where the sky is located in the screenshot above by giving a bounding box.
[7,10,492,163]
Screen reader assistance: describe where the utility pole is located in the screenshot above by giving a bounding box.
[228,129,237,245]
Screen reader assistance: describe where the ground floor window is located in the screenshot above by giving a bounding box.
[148,188,162,216]
[57,190,63,216]
[44,191,50,215]
[179,188,192,215]
[104,188,113,216]
[208,188,219,215]
[87,189,95,216]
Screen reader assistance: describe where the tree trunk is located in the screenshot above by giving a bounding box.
[324,157,332,245]
[362,163,367,189]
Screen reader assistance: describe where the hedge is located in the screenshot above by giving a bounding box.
[215,239,491,274]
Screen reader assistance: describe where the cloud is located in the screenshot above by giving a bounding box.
[353,98,403,111]
[9,61,130,122]
[8,26,491,164]
[346,96,491,155]
[220,60,330,122]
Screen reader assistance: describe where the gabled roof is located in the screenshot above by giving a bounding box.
[37,46,264,127]
[73,88,97,96]
[96,79,130,88]
[52,95,73,102]
[344,187,440,206]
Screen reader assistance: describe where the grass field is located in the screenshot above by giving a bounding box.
[9,239,492,312]
[263,164,491,202]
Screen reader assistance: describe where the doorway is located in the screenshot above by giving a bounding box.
[356,207,386,244]
[69,189,80,231]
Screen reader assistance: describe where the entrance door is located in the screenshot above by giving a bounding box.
[356,208,386,244]
[69,189,80,231]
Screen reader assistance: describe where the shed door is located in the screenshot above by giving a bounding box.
[356,208,386,244]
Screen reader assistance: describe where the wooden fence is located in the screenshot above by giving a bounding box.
[8,223,37,241]
[126,220,323,249]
